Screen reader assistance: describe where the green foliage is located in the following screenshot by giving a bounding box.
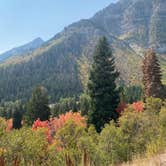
[25,86,50,125]
[0,97,165,165]
[0,49,82,103]
[119,110,159,158]
[0,107,6,118]
[50,97,78,117]
[146,107,166,156]
[98,99,165,164]
[159,107,166,124]
[0,127,48,165]
[50,94,91,117]
[54,121,104,166]
[55,121,85,165]
[88,37,120,132]
[120,85,143,103]
[145,97,162,114]
[77,54,91,91]
[159,107,166,139]
[12,101,23,129]
[99,122,128,165]
[0,118,6,138]
[79,93,91,116]
[0,100,24,120]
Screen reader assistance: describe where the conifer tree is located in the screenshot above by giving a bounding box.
[88,37,120,132]
[25,86,50,125]
[142,49,163,98]
[12,101,23,129]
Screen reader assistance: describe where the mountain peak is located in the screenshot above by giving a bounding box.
[0,37,44,62]
[92,0,166,52]
[32,37,44,43]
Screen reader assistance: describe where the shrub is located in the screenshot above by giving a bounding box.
[145,97,162,114]
[0,128,48,165]
[99,122,128,165]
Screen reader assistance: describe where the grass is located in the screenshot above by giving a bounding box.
[121,153,166,166]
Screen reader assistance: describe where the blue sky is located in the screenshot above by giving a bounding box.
[0,0,118,53]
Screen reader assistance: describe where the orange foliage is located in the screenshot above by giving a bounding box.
[32,112,86,144]
[32,119,52,143]
[32,119,49,130]
[6,119,13,131]
[132,101,144,112]
[49,112,86,132]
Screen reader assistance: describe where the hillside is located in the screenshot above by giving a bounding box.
[92,0,166,53]
[0,38,44,62]
[0,0,165,102]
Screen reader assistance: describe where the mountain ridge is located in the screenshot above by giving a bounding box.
[0,0,165,102]
[0,37,44,62]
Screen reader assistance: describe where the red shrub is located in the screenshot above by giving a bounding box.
[32,112,86,144]
[32,119,49,130]
[132,101,144,112]
[116,102,127,114]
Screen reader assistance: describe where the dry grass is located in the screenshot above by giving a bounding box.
[121,153,166,166]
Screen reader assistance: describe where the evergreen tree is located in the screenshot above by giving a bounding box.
[25,86,50,125]
[12,101,23,129]
[142,49,163,98]
[88,37,120,132]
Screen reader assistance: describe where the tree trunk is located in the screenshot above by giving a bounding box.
[0,156,5,166]
[82,150,90,166]
[65,154,74,166]
[13,157,19,166]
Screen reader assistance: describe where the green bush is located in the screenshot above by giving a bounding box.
[99,122,128,165]
[145,97,162,114]
[0,128,48,166]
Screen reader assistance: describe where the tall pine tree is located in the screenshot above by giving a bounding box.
[88,37,120,132]
[25,86,50,125]
[142,49,163,98]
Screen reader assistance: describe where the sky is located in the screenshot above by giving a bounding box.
[0,0,118,54]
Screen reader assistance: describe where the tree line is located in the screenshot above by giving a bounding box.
[0,37,165,132]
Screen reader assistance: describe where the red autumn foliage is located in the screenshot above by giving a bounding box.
[32,119,49,130]
[116,102,127,114]
[32,119,52,143]
[32,112,86,144]
[49,112,86,131]
[132,101,144,112]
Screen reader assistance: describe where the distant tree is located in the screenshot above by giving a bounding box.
[0,101,15,119]
[25,86,50,125]
[142,49,163,98]
[119,85,143,104]
[79,93,91,116]
[12,101,23,129]
[88,37,120,132]
[0,107,6,118]
[50,97,79,117]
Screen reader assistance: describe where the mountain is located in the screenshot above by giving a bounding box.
[92,0,166,53]
[0,38,44,62]
[0,0,165,102]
